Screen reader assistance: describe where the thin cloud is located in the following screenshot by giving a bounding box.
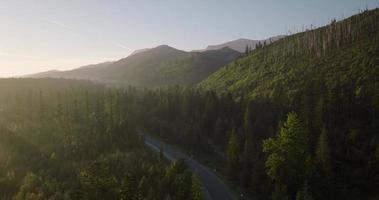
[114,42,134,52]
[47,19,73,30]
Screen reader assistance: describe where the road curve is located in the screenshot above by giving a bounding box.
[140,132,237,200]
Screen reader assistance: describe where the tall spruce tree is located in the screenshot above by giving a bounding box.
[227,130,240,180]
[315,126,330,172]
[242,105,255,186]
[263,112,310,198]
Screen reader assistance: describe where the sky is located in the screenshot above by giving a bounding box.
[0,0,378,77]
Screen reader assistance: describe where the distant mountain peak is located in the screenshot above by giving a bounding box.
[129,45,182,57]
[204,35,286,52]
[26,43,241,87]
[235,38,252,41]
[156,44,171,48]
[130,48,150,56]
[153,44,181,51]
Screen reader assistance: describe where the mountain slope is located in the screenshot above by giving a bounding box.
[200,9,379,101]
[31,45,241,87]
[29,62,114,80]
[204,36,285,52]
[198,9,379,200]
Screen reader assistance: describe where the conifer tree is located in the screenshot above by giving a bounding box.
[121,175,138,200]
[191,174,203,200]
[263,112,309,197]
[39,90,45,123]
[242,105,255,186]
[245,45,250,55]
[227,130,240,180]
[316,126,330,171]
[56,92,63,121]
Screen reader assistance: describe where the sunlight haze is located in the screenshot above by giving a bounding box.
[1,1,379,199]
[0,0,377,77]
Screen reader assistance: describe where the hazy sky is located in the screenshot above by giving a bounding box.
[0,0,378,77]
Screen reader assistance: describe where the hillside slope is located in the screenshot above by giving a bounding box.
[200,9,379,101]
[205,36,285,52]
[198,10,379,199]
[30,45,241,87]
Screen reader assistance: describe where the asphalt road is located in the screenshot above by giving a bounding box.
[140,132,237,200]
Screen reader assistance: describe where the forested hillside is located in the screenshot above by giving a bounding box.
[200,9,379,100]
[30,45,241,88]
[136,9,379,200]
[202,36,285,52]
[0,79,203,200]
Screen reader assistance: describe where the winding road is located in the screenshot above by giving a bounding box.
[139,132,237,200]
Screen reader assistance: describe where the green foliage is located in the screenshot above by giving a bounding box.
[15,173,65,200]
[200,9,379,104]
[196,9,379,200]
[315,126,330,171]
[0,79,194,200]
[191,174,203,200]
[78,162,118,200]
[263,112,309,197]
[120,175,139,200]
[241,105,256,186]
[227,130,240,179]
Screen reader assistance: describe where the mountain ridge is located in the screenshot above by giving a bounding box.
[203,35,285,52]
[28,44,242,87]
